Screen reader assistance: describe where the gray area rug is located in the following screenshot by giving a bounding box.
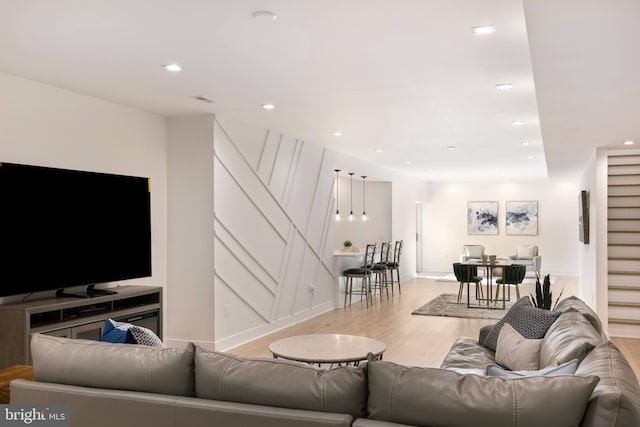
[411,293,515,320]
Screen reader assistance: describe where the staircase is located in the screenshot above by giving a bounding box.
[608,152,640,338]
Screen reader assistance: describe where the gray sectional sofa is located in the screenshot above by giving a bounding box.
[11,296,640,427]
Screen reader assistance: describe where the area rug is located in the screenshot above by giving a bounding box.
[411,293,515,320]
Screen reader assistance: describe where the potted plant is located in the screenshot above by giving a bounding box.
[530,273,563,310]
[343,240,353,250]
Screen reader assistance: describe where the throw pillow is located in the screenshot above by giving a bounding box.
[465,245,483,259]
[495,323,541,371]
[486,359,579,377]
[366,359,599,427]
[484,297,561,351]
[516,245,536,260]
[101,318,163,347]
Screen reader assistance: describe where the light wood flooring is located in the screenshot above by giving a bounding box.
[229,276,640,379]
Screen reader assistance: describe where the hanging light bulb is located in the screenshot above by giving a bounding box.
[348,172,355,221]
[361,175,368,221]
[334,169,341,221]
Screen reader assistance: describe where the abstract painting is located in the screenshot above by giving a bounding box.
[506,201,538,235]
[468,201,498,235]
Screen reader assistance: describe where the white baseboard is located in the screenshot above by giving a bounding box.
[213,300,336,352]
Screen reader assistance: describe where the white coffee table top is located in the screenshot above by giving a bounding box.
[268,333,386,365]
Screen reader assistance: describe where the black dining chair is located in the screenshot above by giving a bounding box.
[453,263,484,304]
[495,264,527,301]
[343,243,377,308]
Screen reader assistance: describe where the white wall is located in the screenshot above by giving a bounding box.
[422,179,580,275]
[578,150,599,310]
[393,177,428,280]
[166,115,215,347]
[334,177,392,250]
[0,72,167,305]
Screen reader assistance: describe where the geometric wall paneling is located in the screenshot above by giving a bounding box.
[276,229,308,319]
[213,157,288,277]
[214,218,279,296]
[257,131,282,184]
[213,117,336,348]
[215,117,269,170]
[214,130,291,239]
[269,135,300,204]
[305,149,335,251]
[288,143,324,231]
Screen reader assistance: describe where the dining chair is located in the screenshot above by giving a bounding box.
[452,263,484,304]
[495,264,527,301]
[343,243,377,308]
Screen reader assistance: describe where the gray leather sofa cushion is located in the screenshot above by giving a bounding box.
[367,359,599,427]
[30,333,195,397]
[439,337,495,372]
[11,379,355,427]
[194,346,368,418]
[539,310,603,367]
[555,296,604,334]
[576,341,640,427]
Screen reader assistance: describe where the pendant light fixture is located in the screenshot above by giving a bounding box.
[334,169,341,221]
[348,172,355,221]
[361,175,368,221]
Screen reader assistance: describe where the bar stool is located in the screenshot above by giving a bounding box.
[343,243,376,308]
[386,240,403,295]
[371,242,391,300]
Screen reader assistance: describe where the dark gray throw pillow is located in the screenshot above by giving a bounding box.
[484,297,561,351]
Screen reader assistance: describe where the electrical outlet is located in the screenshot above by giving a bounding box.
[309,284,315,293]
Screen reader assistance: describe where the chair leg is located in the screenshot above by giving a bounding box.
[457,281,464,303]
[515,284,520,300]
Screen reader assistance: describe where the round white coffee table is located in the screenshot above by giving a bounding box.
[268,333,386,367]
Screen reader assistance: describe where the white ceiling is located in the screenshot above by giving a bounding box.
[0,0,638,182]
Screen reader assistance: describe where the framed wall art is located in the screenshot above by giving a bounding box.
[579,190,589,244]
[467,201,498,235]
[505,200,538,235]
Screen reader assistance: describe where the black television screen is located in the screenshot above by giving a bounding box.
[0,162,151,297]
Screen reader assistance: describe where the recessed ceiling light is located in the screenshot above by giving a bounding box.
[528,155,534,159]
[404,160,412,165]
[496,83,513,90]
[163,63,182,72]
[332,131,343,136]
[472,25,496,35]
[512,120,525,126]
[521,141,530,146]
[261,104,275,110]
[375,149,384,153]
[447,146,457,150]
[251,11,277,20]
[623,140,636,145]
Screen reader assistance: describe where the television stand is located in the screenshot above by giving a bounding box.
[0,285,162,368]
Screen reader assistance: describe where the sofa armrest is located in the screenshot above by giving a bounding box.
[508,255,516,261]
[532,256,541,274]
[478,324,495,346]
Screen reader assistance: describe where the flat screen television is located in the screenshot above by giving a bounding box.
[0,162,151,298]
